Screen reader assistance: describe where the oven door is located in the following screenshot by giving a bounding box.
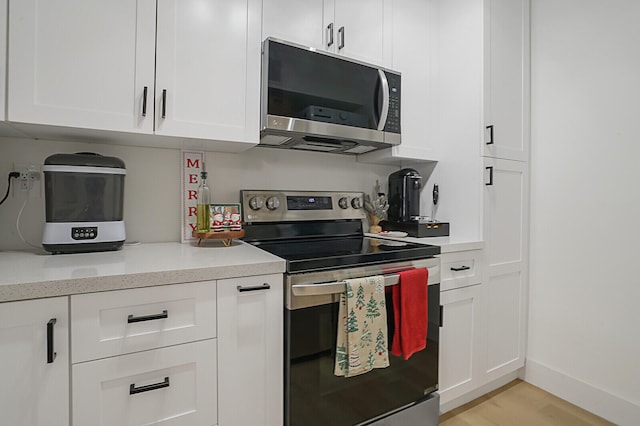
[285,259,440,426]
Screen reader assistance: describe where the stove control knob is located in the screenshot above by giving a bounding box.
[338,197,349,209]
[249,196,264,210]
[351,197,362,209]
[266,196,280,211]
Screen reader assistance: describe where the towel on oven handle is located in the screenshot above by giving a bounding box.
[334,275,390,377]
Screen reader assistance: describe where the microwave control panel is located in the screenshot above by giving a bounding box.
[384,72,401,134]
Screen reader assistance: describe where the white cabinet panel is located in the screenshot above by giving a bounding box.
[8,0,156,133]
[71,281,217,363]
[262,0,326,50]
[0,297,69,426]
[483,158,528,274]
[441,250,483,291]
[439,285,483,405]
[262,0,391,67]
[155,0,261,144]
[217,274,283,426]
[73,339,217,426]
[483,0,530,161]
[485,270,525,378]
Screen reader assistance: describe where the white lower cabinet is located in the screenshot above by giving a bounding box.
[73,339,217,426]
[217,274,283,426]
[438,284,483,405]
[0,297,69,426]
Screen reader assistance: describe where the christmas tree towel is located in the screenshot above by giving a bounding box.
[334,275,390,377]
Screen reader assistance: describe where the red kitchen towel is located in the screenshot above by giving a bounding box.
[391,268,428,360]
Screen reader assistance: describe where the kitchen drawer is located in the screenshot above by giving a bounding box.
[440,250,483,291]
[71,280,216,363]
[73,339,217,426]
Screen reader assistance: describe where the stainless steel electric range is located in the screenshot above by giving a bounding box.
[241,190,442,426]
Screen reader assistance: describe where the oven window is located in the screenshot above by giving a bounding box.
[285,285,440,426]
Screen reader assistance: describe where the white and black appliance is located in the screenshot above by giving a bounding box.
[260,38,401,155]
[241,190,441,426]
[42,152,126,254]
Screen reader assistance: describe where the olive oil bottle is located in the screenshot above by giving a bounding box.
[196,166,211,232]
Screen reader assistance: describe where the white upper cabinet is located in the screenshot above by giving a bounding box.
[8,0,260,151]
[8,0,156,134]
[262,0,392,67]
[155,0,261,145]
[483,0,530,161]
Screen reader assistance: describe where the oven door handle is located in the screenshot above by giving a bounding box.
[291,267,439,297]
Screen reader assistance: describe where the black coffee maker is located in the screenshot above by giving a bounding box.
[382,168,450,237]
[387,168,422,222]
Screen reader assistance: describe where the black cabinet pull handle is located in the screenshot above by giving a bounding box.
[161,89,167,118]
[450,265,471,271]
[439,305,444,328]
[327,23,334,47]
[127,310,168,324]
[47,318,57,364]
[142,86,148,117]
[486,124,494,145]
[338,26,345,49]
[237,283,271,293]
[485,166,494,186]
[129,377,170,395]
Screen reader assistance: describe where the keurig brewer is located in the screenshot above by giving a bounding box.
[382,168,450,237]
[42,152,126,254]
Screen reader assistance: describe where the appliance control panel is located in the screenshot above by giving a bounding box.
[241,190,366,223]
[384,72,401,134]
[72,226,98,240]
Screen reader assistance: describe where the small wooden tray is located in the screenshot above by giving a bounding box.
[192,229,245,247]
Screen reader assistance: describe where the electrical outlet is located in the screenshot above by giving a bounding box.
[12,163,42,198]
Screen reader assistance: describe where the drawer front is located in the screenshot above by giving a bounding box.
[71,281,216,363]
[440,250,483,291]
[73,339,217,426]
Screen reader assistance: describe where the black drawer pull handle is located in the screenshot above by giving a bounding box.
[237,283,271,293]
[439,305,444,328]
[47,318,57,364]
[485,166,494,186]
[129,377,170,395]
[450,265,471,272]
[142,86,148,117]
[486,124,494,145]
[127,310,168,324]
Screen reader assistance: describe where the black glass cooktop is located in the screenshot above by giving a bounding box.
[251,236,440,273]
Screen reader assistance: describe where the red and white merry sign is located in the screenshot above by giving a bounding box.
[181,150,204,243]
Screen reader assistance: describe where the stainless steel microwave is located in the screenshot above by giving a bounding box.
[260,38,401,155]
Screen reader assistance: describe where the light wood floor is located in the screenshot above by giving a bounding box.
[439,380,615,426]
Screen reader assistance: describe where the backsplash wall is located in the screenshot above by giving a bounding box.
[0,137,397,251]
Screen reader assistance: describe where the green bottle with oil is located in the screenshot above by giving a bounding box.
[196,165,211,232]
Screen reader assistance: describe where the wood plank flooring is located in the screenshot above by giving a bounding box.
[440,380,615,426]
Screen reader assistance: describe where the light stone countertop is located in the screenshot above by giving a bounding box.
[365,233,484,253]
[0,241,285,303]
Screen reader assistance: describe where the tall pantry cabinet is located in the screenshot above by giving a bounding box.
[482,0,530,383]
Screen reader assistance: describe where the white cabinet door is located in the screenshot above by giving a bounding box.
[73,339,217,426]
[439,284,483,405]
[217,274,283,426]
[262,0,391,67]
[483,157,528,379]
[8,0,156,133]
[334,0,392,66]
[483,0,530,161]
[155,0,261,146]
[0,297,69,426]
[262,0,327,50]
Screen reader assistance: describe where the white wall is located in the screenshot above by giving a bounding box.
[0,138,397,250]
[527,1,640,423]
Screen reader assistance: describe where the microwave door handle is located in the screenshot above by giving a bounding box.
[377,69,390,131]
